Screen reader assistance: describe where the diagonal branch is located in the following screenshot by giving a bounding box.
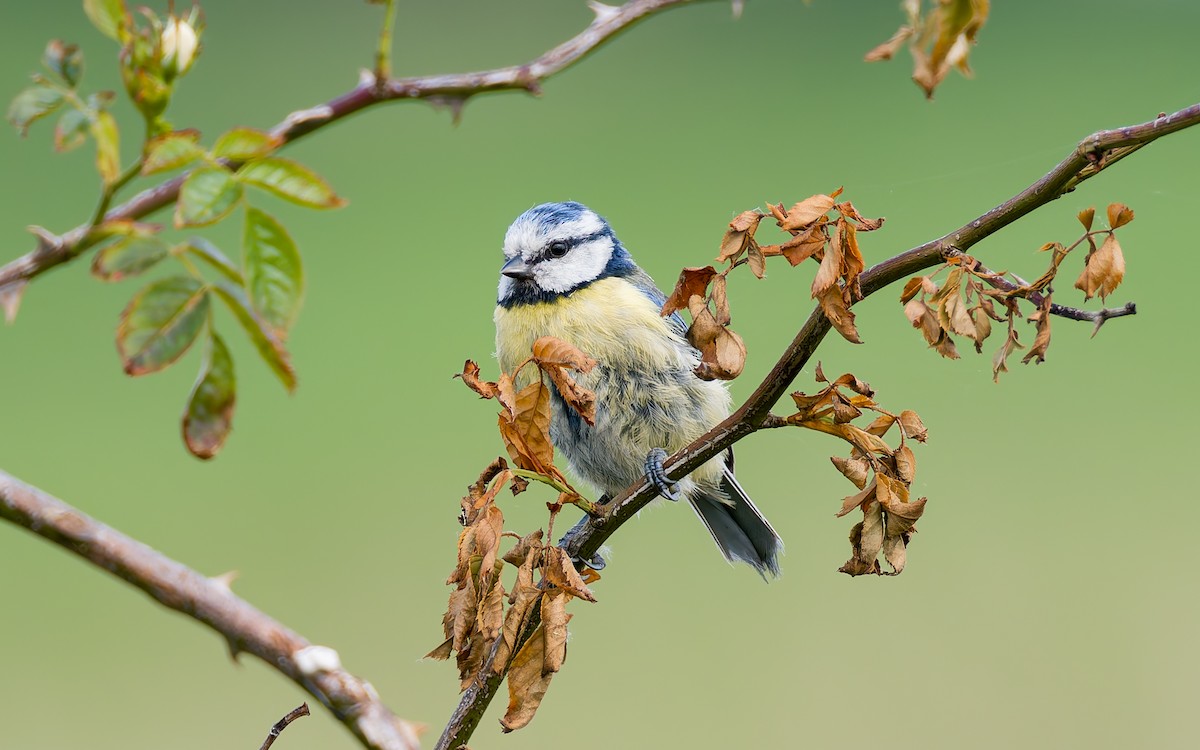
[0,0,711,302]
[434,102,1200,748]
[0,470,421,750]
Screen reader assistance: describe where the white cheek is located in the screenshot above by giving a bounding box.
[497,275,514,300]
[535,239,611,293]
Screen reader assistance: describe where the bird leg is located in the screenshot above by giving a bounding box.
[558,514,606,571]
[645,448,681,501]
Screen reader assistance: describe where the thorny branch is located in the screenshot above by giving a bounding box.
[0,471,422,750]
[434,102,1200,749]
[0,0,710,304]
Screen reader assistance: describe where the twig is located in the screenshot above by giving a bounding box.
[436,102,1200,746]
[949,249,1139,327]
[0,470,421,750]
[0,0,710,300]
[260,703,311,750]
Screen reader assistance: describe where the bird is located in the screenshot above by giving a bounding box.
[493,201,782,578]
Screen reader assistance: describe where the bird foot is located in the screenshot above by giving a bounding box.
[558,515,606,570]
[645,448,681,502]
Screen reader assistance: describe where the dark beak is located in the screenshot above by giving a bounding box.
[501,255,535,281]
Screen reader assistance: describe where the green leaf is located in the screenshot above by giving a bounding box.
[212,281,296,392]
[142,129,205,175]
[84,0,127,41]
[236,157,347,209]
[92,234,170,281]
[44,41,84,88]
[176,166,242,227]
[183,329,236,459]
[90,110,120,185]
[211,127,282,161]
[183,237,244,284]
[117,276,209,375]
[243,207,304,336]
[54,108,90,152]
[7,86,64,136]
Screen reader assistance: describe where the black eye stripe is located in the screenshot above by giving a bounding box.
[539,229,611,261]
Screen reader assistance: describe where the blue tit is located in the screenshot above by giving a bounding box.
[493,201,783,577]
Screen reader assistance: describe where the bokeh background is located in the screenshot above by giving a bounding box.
[2,2,1198,748]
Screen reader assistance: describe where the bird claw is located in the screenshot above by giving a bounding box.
[558,516,607,570]
[645,448,681,501]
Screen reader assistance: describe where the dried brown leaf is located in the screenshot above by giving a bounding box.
[970,306,993,353]
[494,549,540,673]
[711,274,730,326]
[811,220,845,296]
[898,410,928,442]
[500,624,554,732]
[865,24,914,61]
[457,360,500,399]
[832,372,873,396]
[747,239,766,279]
[991,321,1023,382]
[893,444,916,484]
[837,479,876,518]
[1077,207,1095,231]
[502,530,544,567]
[831,455,870,490]
[863,413,896,437]
[781,194,835,231]
[900,276,925,304]
[544,546,597,602]
[816,285,861,344]
[478,576,506,642]
[662,266,718,318]
[1021,296,1052,365]
[1106,202,1134,229]
[1073,233,1125,301]
[499,380,555,474]
[541,591,572,674]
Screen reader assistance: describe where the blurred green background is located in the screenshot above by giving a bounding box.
[2,1,1198,748]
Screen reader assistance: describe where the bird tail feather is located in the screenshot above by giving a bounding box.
[688,468,782,579]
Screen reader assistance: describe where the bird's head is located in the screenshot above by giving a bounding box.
[497,201,636,307]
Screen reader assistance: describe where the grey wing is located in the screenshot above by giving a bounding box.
[626,267,689,339]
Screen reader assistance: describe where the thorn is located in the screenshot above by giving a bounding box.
[587,1,621,23]
[0,280,27,325]
[225,636,244,663]
[1090,315,1105,338]
[211,569,240,590]
[731,0,745,19]
[428,95,467,125]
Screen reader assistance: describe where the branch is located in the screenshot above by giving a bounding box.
[438,101,1200,745]
[260,704,311,750]
[0,0,709,304]
[0,470,421,750]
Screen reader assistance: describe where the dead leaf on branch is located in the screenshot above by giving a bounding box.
[867,0,990,99]
[1074,233,1126,301]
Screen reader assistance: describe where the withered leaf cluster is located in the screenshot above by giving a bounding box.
[783,364,929,575]
[900,203,1132,381]
[661,191,883,379]
[427,458,599,733]
[447,342,607,733]
[457,336,598,492]
[865,0,990,99]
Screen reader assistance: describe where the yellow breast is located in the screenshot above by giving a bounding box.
[493,277,683,378]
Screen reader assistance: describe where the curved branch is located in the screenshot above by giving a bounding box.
[0,470,421,750]
[435,101,1200,747]
[0,0,709,299]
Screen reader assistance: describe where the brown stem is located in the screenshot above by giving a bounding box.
[0,471,421,750]
[260,703,311,750]
[0,0,710,299]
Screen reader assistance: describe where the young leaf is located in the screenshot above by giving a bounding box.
[7,86,64,136]
[211,281,297,392]
[92,235,170,281]
[243,207,304,336]
[142,130,205,175]
[176,166,242,227]
[236,157,347,209]
[84,0,127,40]
[43,41,84,88]
[90,110,120,185]
[211,127,283,161]
[183,237,244,284]
[54,108,90,152]
[183,330,236,459]
[116,276,209,375]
